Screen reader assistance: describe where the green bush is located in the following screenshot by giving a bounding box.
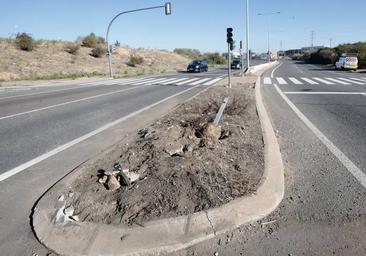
[309,48,338,65]
[127,54,144,67]
[173,48,201,59]
[15,33,35,51]
[82,33,105,48]
[90,45,105,58]
[64,42,80,55]
[202,52,226,65]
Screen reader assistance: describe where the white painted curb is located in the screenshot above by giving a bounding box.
[32,71,284,256]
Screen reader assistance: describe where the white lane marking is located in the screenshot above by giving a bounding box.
[313,77,335,85]
[273,83,366,189]
[176,78,200,85]
[0,84,153,121]
[271,63,282,78]
[288,77,303,85]
[284,91,365,95]
[161,78,188,85]
[154,78,181,85]
[0,82,206,182]
[129,77,165,85]
[276,77,287,85]
[301,78,319,85]
[263,77,272,84]
[325,77,350,85]
[337,77,366,85]
[203,78,223,86]
[348,77,366,82]
[189,78,211,86]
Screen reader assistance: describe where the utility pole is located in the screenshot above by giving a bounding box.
[311,30,315,47]
[246,0,250,71]
[329,38,333,48]
[258,11,281,63]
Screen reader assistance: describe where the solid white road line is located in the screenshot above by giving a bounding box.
[189,78,211,86]
[0,84,154,121]
[203,78,223,86]
[0,82,206,182]
[325,77,350,85]
[270,62,282,78]
[263,77,272,84]
[284,91,365,95]
[273,83,366,190]
[176,78,200,85]
[288,77,303,85]
[337,77,366,85]
[313,77,335,85]
[301,78,319,85]
[276,77,288,85]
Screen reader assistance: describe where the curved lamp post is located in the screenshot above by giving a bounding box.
[106,3,172,78]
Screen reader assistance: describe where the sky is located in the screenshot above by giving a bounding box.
[1,0,366,54]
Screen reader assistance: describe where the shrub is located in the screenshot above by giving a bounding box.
[127,54,144,67]
[82,33,105,48]
[173,48,201,59]
[90,45,105,58]
[15,33,35,51]
[202,52,226,65]
[64,42,80,55]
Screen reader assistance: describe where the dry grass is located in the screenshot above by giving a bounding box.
[0,40,190,81]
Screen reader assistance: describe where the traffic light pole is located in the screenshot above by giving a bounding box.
[240,41,244,77]
[228,43,232,89]
[105,3,171,79]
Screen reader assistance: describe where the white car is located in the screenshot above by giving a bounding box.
[335,56,358,71]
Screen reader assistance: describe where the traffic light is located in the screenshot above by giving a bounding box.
[226,28,234,49]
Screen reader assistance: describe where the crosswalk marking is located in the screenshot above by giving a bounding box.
[160,78,189,85]
[288,77,303,84]
[263,77,272,84]
[189,78,211,85]
[325,77,350,85]
[313,78,335,85]
[348,78,366,82]
[128,77,162,85]
[151,78,179,85]
[176,78,200,85]
[337,77,366,85]
[203,78,223,86]
[276,77,287,84]
[301,78,319,85]
[135,77,173,85]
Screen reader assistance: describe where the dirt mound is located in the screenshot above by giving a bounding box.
[65,80,264,226]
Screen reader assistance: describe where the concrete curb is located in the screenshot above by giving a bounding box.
[32,70,284,256]
[246,61,279,75]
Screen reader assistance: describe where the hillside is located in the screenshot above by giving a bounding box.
[0,39,191,82]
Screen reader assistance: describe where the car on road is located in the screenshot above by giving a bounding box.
[187,60,208,73]
[335,55,358,71]
[231,59,242,69]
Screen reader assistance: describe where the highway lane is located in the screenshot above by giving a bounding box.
[173,61,366,255]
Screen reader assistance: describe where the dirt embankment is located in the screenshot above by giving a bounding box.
[62,78,264,226]
[0,40,190,81]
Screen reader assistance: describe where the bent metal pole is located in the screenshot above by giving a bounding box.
[105,4,171,79]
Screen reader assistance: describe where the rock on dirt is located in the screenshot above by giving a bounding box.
[106,175,121,191]
[203,123,222,141]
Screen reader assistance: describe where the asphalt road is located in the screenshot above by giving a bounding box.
[0,62,274,256]
[173,61,366,255]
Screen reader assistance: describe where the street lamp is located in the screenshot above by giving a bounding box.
[258,11,280,62]
[106,3,172,78]
[245,0,250,70]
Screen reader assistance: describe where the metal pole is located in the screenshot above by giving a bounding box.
[105,5,168,79]
[228,43,232,88]
[246,0,250,70]
[268,30,270,63]
[240,41,243,77]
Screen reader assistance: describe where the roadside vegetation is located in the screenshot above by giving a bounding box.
[174,48,227,66]
[0,32,190,82]
[291,42,366,69]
